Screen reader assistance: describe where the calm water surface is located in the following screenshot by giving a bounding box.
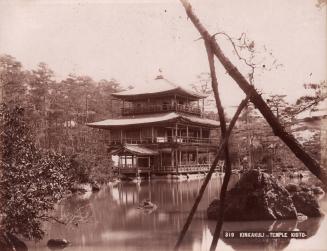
[28,175,327,251]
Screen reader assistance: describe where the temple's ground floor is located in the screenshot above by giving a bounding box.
[111,144,222,177]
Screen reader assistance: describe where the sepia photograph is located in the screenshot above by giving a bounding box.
[0,0,326,250]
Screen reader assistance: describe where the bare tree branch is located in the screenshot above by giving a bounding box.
[179,0,327,185]
[212,32,255,83]
[37,215,67,225]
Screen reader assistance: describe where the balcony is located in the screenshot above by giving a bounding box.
[121,104,201,116]
[109,136,219,145]
[114,166,152,174]
[154,164,220,173]
[114,163,223,174]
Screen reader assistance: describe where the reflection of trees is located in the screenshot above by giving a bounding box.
[63,195,93,225]
[57,194,95,227]
[40,179,324,251]
[208,216,322,251]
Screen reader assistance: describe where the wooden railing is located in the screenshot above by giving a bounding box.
[121,104,201,116]
[110,137,153,145]
[114,165,151,174]
[154,163,222,173]
[114,163,222,174]
[109,136,219,145]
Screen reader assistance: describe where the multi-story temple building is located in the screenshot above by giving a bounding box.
[87,76,221,178]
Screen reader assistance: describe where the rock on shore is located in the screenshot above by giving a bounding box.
[47,238,70,249]
[207,170,298,221]
[285,183,323,217]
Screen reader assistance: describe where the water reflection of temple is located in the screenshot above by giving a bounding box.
[31,180,326,251]
[111,177,238,211]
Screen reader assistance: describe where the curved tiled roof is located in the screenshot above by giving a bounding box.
[87,112,219,129]
[112,76,206,101]
[111,144,159,156]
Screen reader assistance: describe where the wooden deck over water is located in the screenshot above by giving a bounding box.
[115,163,223,175]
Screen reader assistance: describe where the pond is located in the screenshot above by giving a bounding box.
[27,174,327,251]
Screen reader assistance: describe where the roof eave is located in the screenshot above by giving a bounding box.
[112,88,206,101]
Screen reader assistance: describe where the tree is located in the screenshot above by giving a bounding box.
[0,105,72,240]
[266,94,288,120]
[179,0,326,185]
[191,72,215,114]
[92,78,123,120]
[0,54,27,106]
[26,63,55,147]
[176,1,327,250]
[28,63,54,113]
[294,80,327,115]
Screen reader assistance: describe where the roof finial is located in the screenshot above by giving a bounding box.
[155,68,164,80]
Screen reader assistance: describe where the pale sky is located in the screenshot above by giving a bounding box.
[0,0,326,112]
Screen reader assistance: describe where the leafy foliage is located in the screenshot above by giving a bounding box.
[69,151,113,185]
[0,105,72,240]
[0,54,27,106]
[69,154,92,184]
[0,54,120,240]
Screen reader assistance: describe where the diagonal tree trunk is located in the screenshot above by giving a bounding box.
[179,0,327,185]
[205,41,231,170]
[204,41,232,251]
[174,96,250,250]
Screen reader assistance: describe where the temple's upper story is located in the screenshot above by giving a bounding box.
[111,75,206,117]
[87,76,220,164]
[87,76,220,134]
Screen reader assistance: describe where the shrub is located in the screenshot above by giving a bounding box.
[0,105,73,240]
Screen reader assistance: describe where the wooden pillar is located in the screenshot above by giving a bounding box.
[118,156,121,177]
[174,94,177,109]
[124,155,127,168]
[175,124,178,142]
[151,127,154,143]
[108,130,111,144]
[188,152,191,164]
[165,129,168,142]
[179,150,182,166]
[120,129,123,144]
[122,100,125,114]
[186,125,189,143]
[196,147,199,164]
[176,149,179,174]
[160,152,162,170]
[132,155,135,167]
